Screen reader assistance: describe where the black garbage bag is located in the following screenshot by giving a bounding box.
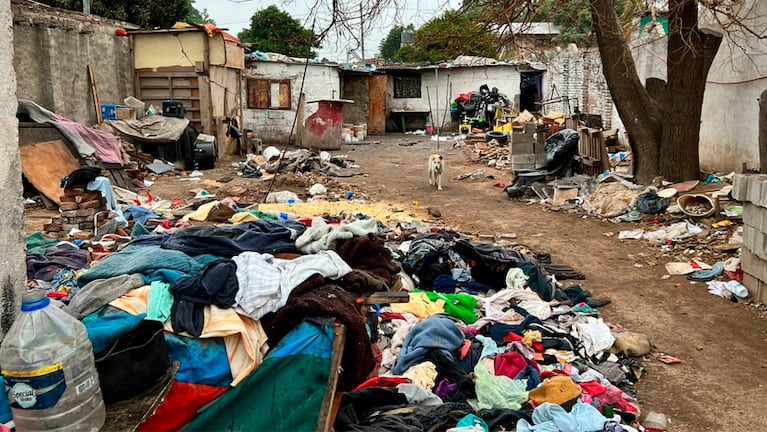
[543,129,580,176]
[636,191,669,214]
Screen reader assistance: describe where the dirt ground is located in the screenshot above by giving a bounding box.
[27,133,767,430]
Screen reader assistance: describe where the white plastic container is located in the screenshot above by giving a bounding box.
[0,290,105,432]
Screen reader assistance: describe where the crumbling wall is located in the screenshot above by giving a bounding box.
[544,48,613,128]
[0,0,27,337]
[242,62,341,145]
[12,0,135,125]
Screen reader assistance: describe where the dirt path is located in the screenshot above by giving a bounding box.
[142,134,767,430]
[338,135,767,431]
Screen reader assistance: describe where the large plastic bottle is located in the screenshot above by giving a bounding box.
[0,290,105,431]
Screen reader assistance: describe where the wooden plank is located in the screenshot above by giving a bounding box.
[88,64,103,124]
[368,75,388,134]
[316,325,347,432]
[20,140,80,204]
[294,92,306,146]
[365,292,410,304]
[278,80,291,109]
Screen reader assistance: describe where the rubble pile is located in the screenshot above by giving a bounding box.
[44,188,109,240]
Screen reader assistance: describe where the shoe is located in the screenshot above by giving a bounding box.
[586,298,611,308]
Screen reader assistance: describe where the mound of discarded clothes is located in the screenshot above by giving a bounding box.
[23,210,651,431]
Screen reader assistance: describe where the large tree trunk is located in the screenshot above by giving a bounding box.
[590,0,663,184]
[658,0,722,182]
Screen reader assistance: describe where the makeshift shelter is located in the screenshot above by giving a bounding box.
[129,24,244,157]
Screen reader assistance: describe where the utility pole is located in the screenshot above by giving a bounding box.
[359,2,365,60]
[83,0,91,15]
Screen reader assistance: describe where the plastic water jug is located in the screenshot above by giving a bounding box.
[0,290,105,431]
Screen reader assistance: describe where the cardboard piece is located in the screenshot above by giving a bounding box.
[20,140,80,204]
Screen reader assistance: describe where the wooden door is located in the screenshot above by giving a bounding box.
[368,75,387,134]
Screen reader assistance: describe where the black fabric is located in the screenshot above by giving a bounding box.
[477,408,532,430]
[456,338,484,374]
[161,220,305,258]
[425,349,476,402]
[60,166,102,188]
[517,261,555,301]
[402,233,455,288]
[420,402,475,432]
[94,320,171,403]
[26,244,89,281]
[636,191,669,214]
[170,259,238,337]
[336,388,408,426]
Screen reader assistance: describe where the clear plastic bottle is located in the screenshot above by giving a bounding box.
[0,290,105,432]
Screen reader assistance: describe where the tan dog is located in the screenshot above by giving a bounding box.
[428,154,444,191]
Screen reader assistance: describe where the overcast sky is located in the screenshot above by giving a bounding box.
[194,0,460,61]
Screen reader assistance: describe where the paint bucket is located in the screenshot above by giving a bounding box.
[425,122,434,135]
[353,124,367,140]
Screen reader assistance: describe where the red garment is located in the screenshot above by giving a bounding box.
[139,381,228,431]
[494,352,528,379]
[354,376,411,391]
[503,332,524,343]
[579,380,608,397]
[379,312,407,321]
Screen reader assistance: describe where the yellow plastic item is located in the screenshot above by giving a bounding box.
[712,220,734,228]
[502,123,513,132]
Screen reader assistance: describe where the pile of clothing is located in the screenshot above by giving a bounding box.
[24,210,651,431]
[337,232,651,432]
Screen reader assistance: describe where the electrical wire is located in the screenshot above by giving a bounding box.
[261,20,317,204]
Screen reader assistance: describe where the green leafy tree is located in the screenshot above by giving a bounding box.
[399,11,497,62]
[238,6,320,58]
[378,24,413,60]
[530,0,640,46]
[184,0,216,25]
[37,0,189,28]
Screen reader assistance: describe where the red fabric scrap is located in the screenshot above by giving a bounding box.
[139,381,228,432]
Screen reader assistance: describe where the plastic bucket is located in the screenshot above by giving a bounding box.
[678,194,717,217]
[124,96,146,119]
[425,122,434,135]
[353,124,367,140]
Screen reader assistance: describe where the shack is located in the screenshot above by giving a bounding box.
[129,24,244,156]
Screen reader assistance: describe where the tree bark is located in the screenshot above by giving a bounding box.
[658,0,722,182]
[590,0,663,184]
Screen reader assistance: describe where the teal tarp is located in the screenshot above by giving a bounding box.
[183,320,335,432]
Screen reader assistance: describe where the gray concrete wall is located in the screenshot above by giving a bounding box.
[0,0,28,337]
[242,62,341,145]
[12,0,135,125]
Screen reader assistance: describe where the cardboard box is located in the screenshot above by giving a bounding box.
[116,107,137,120]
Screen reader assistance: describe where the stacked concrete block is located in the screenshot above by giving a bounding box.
[733,174,767,303]
[510,124,544,171]
[44,188,109,240]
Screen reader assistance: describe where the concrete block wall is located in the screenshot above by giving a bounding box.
[733,174,767,303]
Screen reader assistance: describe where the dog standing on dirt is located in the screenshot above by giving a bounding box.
[428,154,444,191]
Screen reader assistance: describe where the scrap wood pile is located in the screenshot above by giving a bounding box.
[23,195,661,431]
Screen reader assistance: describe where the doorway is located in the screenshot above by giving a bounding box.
[520,71,543,113]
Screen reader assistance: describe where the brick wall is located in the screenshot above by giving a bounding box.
[543,48,613,129]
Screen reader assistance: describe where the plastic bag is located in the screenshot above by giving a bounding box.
[543,129,580,176]
[469,363,528,410]
[636,191,669,214]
